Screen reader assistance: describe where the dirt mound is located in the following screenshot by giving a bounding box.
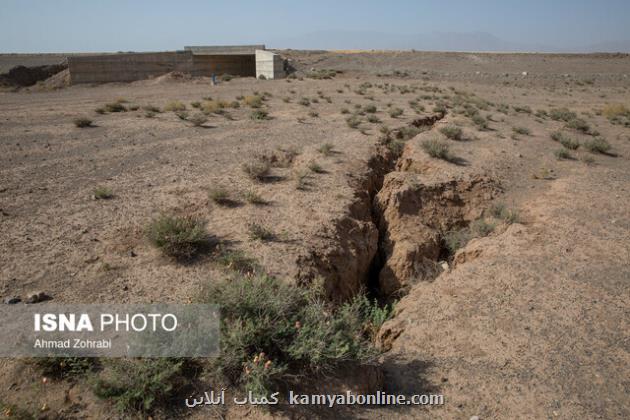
[30,68,70,90]
[0,63,67,87]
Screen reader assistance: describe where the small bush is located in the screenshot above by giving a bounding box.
[93,186,113,200]
[512,126,530,136]
[389,108,404,118]
[244,95,263,108]
[308,111,319,118]
[201,274,382,397]
[208,187,233,205]
[247,222,275,241]
[439,124,463,140]
[104,102,127,113]
[549,107,577,122]
[560,137,580,150]
[602,103,630,119]
[146,215,207,259]
[298,97,311,107]
[318,143,335,156]
[242,159,271,181]
[174,110,188,120]
[143,105,161,113]
[74,117,93,128]
[164,100,186,112]
[489,203,520,224]
[92,359,185,414]
[35,357,96,379]
[306,69,338,79]
[584,137,611,154]
[189,113,208,127]
[363,104,377,114]
[565,118,590,133]
[244,190,266,205]
[346,116,361,129]
[250,110,270,121]
[554,149,573,160]
[366,114,381,123]
[308,161,325,173]
[421,138,453,161]
[472,114,488,130]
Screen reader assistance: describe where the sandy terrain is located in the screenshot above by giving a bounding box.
[1,50,629,419]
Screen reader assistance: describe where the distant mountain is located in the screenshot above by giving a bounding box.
[269,31,630,53]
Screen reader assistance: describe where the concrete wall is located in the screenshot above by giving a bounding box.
[191,54,255,77]
[67,52,192,84]
[255,50,285,79]
[185,45,265,55]
[67,47,282,84]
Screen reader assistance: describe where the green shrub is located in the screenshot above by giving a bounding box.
[318,143,335,156]
[512,126,530,136]
[92,359,185,414]
[565,118,590,133]
[389,108,404,118]
[421,138,453,161]
[363,104,377,113]
[549,107,577,122]
[201,274,383,396]
[35,357,96,379]
[247,222,275,241]
[146,215,207,259]
[366,114,381,123]
[439,124,463,140]
[560,136,580,150]
[584,137,611,154]
[554,149,573,160]
[250,110,270,121]
[489,203,520,224]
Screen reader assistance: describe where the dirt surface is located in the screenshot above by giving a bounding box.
[1,50,629,419]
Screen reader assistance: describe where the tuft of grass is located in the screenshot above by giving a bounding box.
[174,110,188,120]
[439,124,463,140]
[565,118,590,133]
[74,117,93,128]
[583,137,611,154]
[242,159,271,181]
[512,126,531,136]
[200,274,383,397]
[298,97,311,107]
[559,136,580,150]
[421,138,453,161]
[549,107,577,122]
[363,104,377,114]
[247,222,275,241]
[34,357,96,379]
[244,95,263,108]
[216,249,259,274]
[472,114,488,130]
[346,116,361,129]
[554,149,573,160]
[366,114,381,123]
[308,111,319,118]
[93,186,113,200]
[208,187,234,206]
[244,190,266,205]
[489,203,520,224]
[146,214,207,259]
[308,161,325,173]
[318,143,335,156]
[164,100,186,112]
[143,105,161,113]
[104,102,127,113]
[250,110,270,121]
[388,108,404,118]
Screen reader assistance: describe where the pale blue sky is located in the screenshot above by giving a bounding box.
[1,0,629,52]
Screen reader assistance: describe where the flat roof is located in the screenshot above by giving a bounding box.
[184,45,265,55]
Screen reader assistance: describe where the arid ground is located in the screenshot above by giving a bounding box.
[1,50,629,419]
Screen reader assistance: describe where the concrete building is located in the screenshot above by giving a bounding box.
[66,45,284,84]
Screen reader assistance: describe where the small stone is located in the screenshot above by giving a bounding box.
[4,296,21,304]
[128,250,137,257]
[470,416,480,420]
[440,261,449,271]
[25,291,51,304]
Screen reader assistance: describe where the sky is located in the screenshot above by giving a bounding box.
[1,0,629,53]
